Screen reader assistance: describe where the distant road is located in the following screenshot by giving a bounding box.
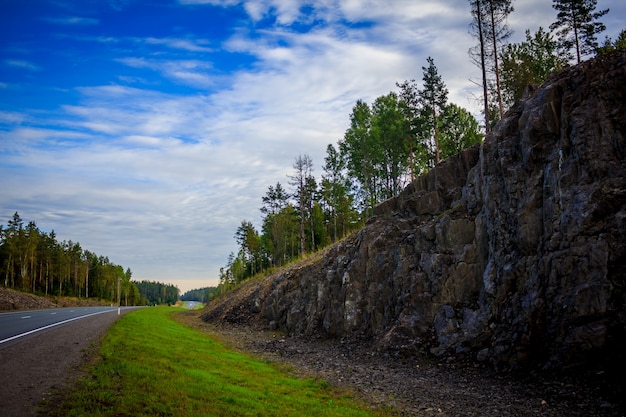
[0,306,136,346]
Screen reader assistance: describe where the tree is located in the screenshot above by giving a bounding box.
[234,220,262,276]
[500,27,568,106]
[321,143,353,242]
[0,212,140,304]
[485,0,514,120]
[289,154,315,256]
[418,57,448,165]
[597,29,626,54]
[370,92,410,199]
[469,0,491,132]
[550,0,609,63]
[260,182,293,267]
[439,104,483,159]
[340,100,378,216]
[396,79,424,181]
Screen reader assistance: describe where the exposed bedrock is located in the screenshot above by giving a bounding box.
[203,51,626,373]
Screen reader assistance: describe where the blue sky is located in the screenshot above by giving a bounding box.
[1,0,624,293]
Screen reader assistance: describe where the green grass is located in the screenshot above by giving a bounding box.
[47,307,384,417]
[179,301,206,310]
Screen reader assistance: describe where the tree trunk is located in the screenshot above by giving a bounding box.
[477,0,490,132]
[489,1,504,119]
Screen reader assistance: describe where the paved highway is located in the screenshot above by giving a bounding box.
[0,306,135,345]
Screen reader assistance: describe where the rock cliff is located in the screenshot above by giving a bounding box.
[203,51,626,373]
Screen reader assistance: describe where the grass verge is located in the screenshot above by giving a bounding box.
[46,307,384,417]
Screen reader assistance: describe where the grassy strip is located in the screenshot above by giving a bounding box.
[48,307,384,417]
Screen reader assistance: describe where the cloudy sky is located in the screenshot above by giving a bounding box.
[1,0,623,293]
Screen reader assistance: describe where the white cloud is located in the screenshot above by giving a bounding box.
[3,59,41,71]
[117,57,216,88]
[143,37,215,53]
[44,16,100,25]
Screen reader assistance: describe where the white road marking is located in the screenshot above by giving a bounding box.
[0,309,117,345]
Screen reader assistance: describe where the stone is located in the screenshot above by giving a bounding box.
[203,51,626,375]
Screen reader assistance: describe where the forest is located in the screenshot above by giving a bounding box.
[0,212,179,305]
[180,287,217,303]
[217,0,625,294]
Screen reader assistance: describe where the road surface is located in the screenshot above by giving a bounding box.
[0,306,131,346]
[0,306,140,417]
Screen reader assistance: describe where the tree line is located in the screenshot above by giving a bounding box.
[0,212,178,305]
[180,287,217,303]
[135,280,180,305]
[217,0,623,294]
[218,55,483,293]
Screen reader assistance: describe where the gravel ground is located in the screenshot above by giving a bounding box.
[175,311,624,417]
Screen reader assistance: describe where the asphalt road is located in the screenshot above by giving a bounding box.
[0,306,141,417]
[0,306,134,346]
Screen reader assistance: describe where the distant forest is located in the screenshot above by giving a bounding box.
[135,280,180,305]
[0,212,179,305]
[180,287,217,303]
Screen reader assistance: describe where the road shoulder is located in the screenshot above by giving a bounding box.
[0,309,133,417]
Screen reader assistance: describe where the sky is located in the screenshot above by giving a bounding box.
[1,0,624,293]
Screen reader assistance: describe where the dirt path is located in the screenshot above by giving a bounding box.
[0,309,134,417]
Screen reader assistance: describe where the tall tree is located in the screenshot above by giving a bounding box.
[418,57,448,165]
[235,220,262,277]
[370,92,410,199]
[485,0,514,120]
[469,0,491,132]
[396,79,423,181]
[340,100,377,216]
[550,0,609,63]
[289,154,314,256]
[260,182,292,267]
[322,143,352,242]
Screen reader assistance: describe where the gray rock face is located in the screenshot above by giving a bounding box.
[204,51,626,372]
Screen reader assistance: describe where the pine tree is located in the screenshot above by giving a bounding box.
[549,0,609,63]
[469,0,491,132]
[485,0,514,120]
[418,57,448,165]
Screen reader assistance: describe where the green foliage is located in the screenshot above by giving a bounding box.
[598,29,626,54]
[500,27,568,106]
[550,0,609,63]
[47,307,383,417]
[439,104,484,159]
[134,280,179,305]
[180,287,217,302]
[418,56,448,164]
[218,58,481,297]
[340,93,411,215]
[0,212,140,304]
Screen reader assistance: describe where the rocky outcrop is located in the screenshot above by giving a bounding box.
[203,51,626,373]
